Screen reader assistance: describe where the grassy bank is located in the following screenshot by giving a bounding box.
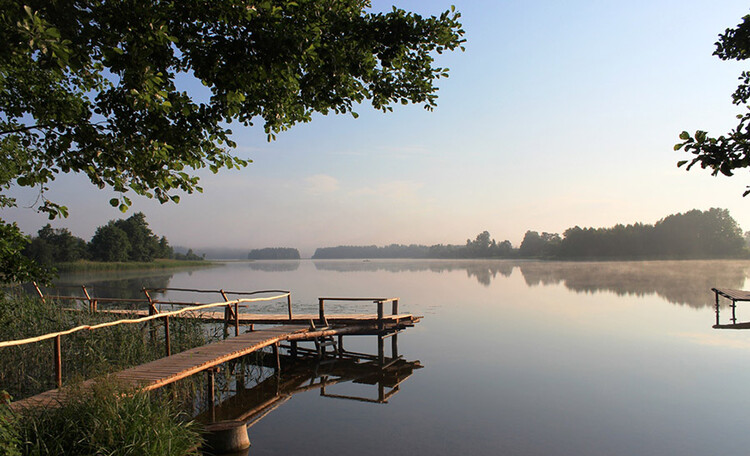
[2,381,202,456]
[55,259,215,273]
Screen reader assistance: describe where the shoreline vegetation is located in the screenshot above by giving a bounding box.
[54,258,215,273]
[311,208,749,261]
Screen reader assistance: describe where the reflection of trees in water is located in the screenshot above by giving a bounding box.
[518,260,750,309]
[247,261,300,272]
[313,259,514,286]
[50,272,174,301]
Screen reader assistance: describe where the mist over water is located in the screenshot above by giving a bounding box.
[55,259,750,455]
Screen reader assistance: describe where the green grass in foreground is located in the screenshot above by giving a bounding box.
[55,259,214,272]
[2,381,202,456]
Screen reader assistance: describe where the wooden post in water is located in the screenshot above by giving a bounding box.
[318,298,325,324]
[164,316,171,357]
[377,300,384,331]
[392,299,399,316]
[290,341,298,359]
[392,332,399,359]
[337,334,344,357]
[273,343,281,374]
[53,335,62,388]
[715,291,721,326]
[377,334,384,366]
[287,293,293,320]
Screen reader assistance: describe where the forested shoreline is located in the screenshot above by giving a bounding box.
[313,208,749,260]
[22,213,205,268]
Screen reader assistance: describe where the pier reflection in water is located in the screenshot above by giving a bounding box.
[194,335,421,454]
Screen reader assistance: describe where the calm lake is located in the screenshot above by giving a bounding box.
[56,259,750,456]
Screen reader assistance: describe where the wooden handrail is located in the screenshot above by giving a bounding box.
[317,297,400,326]
[0,293,291,349]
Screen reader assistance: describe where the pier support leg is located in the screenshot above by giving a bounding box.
[273,343,281,374]
[715,292,720,326]
[337,334,344,357]
[391,333,399,360]
[290,341,298,359]
[377,335,384,366]
[732,301,737,324]
[206,369,216,422]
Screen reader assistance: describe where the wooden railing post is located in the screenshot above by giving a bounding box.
[392,299,399,315]
[143,288,157,315]
[82,286,95,313]
[287,293,293,320]
[377,300,384,331]
[33,282,45,304]
[318,298,325,323]
[53,335,62,388]
[164,316,171,357]
[234,302,239,337]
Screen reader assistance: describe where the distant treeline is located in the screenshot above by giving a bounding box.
[247,248,300,260]
[23,212,204,264]
[313,208,748,260]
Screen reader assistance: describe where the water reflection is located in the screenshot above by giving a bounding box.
[517,260,750,309]
[314,259,750,308]
[246,260,300,272]
[38,272,174,303]
[313,259,514,285]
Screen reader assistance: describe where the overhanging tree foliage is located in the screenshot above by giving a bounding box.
[0,0,465,282]
[675,13,750,195]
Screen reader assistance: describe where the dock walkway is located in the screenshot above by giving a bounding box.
[10,312,419,410]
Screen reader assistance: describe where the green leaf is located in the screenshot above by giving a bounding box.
[679,131,690,140]
[109,198,119,207]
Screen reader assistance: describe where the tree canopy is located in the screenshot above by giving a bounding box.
[675,13,750,195]
[0,0,464,282]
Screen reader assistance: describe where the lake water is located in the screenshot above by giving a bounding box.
[56,259,750,456]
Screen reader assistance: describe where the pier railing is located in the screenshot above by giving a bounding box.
[32,283,294,319]
[317,297,399,329]
[1,289,292,389]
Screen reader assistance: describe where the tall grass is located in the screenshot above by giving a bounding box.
[4,380,202,455]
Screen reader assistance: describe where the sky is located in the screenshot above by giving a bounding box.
[5,0,750,257]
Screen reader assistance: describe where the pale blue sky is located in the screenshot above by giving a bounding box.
[6,0,750,256]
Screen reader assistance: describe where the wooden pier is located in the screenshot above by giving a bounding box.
[712,288,750,329]
[4,288,421,411]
